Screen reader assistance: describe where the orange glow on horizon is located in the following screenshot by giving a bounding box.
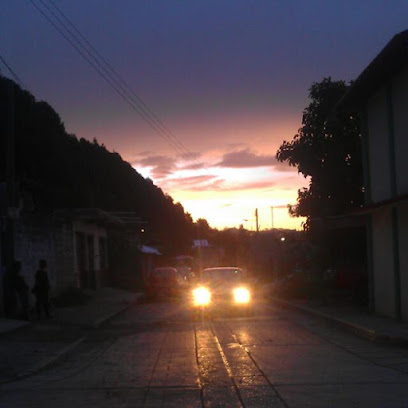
[171,193,305,231]
[120,113,307,231]
[131,148,307,231]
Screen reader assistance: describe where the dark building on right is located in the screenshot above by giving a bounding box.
[338,30,408,320]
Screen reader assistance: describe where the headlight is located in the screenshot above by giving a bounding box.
[193,286,211,306]
[233,287,250,304]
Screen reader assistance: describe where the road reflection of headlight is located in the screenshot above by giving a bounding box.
[193,287,211,306]
[233,287,250,304]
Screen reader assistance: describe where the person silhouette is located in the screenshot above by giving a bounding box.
[32,259,51,319]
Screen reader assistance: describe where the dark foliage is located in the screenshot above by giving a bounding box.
[276,78,364,229]
[275,78,368,305]
[0,76,194,254]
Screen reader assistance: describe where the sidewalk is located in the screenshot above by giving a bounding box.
[53,286,141,328]
[271,296,408,346]
[0,287,142,384]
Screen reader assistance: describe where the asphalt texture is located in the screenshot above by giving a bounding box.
[2,291,408,407]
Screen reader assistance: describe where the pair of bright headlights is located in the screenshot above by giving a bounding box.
[192,286,251,306]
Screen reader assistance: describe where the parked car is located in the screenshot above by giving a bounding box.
[145,267,185,298]
[191,267,253,317]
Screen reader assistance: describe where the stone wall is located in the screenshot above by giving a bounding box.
[53,221,75,291]
[14,215,56,294]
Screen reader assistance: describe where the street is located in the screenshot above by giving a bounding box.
[2,299,408,407]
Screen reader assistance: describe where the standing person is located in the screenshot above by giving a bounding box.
[13,261,29,320]
[32,259,51,319]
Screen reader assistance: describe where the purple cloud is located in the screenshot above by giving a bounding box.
[216,148,276,168]
[217,148,297,172]
[137,154,177,179]
[178,151,202,161]
[226,142,247,150]
[181,162,207,170]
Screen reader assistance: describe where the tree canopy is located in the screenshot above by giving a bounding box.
[276,78,364,229]
[0,76,194,254]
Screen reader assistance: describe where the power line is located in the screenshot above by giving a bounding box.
[29,0,220,210]
[0,55,27,89]
[45,0,192,159]
[30,0,184,156]
[29,0,193,160]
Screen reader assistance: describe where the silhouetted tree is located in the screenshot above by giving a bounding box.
[194,218,212,239]
[0,76,195,254]
[276,78,363,229]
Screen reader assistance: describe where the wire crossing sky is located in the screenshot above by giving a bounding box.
[2,1,408,230]
[29,0,191,160]
[0,55,27,89]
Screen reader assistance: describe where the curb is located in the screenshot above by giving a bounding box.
[0,292,144,384]
[270,297,408,347]
[91,293,144,328]
[0,336,86,385]
[0,296,134,385]
[0,319,30,335]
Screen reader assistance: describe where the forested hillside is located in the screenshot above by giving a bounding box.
[0,76,194,253]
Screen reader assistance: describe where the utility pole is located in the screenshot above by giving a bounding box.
[271,206,274,230]
[1,80,16,316]
[255,208,259,233]
[5,80,16,267]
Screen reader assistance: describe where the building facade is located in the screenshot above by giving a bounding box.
[2,209,118,316]
[340,30,408,320]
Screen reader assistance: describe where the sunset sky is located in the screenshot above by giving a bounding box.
[2,1,408,230]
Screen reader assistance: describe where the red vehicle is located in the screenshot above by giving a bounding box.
[145,267,184,298]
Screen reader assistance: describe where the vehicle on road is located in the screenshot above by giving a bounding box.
[191,267,253,317]
[145,267,186,298]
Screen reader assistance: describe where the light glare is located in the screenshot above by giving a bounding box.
[233,287,250,304]
[193,286,211,306]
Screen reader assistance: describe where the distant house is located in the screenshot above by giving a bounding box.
[13,208,121,298]
[192,239,224,269]
[52,209,122,291]
[1,206,123,316]
[193,239,209,248]
[338,30,408,320]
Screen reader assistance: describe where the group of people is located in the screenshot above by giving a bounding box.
[3,259,51,320]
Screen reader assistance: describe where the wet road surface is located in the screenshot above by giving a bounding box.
[2,298,408,407]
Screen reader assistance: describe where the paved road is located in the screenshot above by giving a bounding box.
[2,299,408,407]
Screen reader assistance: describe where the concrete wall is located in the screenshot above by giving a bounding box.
[392,65,408,196]
[0,220,2,315]
[398,202,408,321]
[365,68,408,320]
[72,221,107,289]
[14,216,56,299]
[13,217,109,295]
[367,86,392,203]
[366,67,408,200]
[53,222,75,291]
[371,207,396,317]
